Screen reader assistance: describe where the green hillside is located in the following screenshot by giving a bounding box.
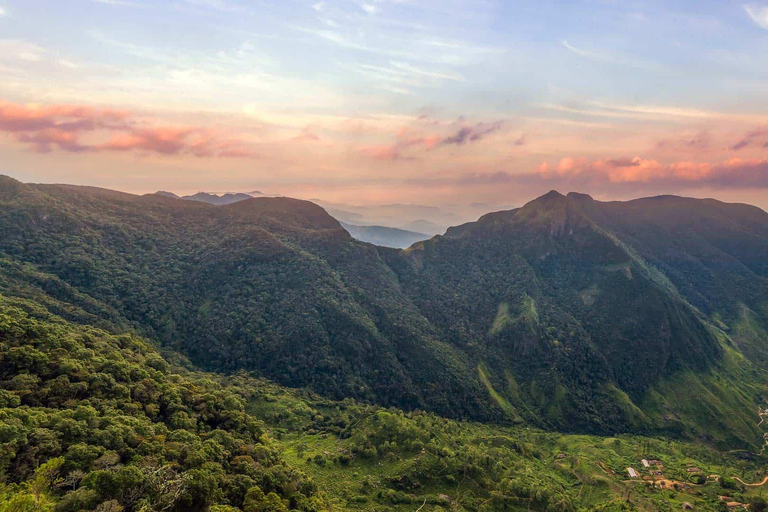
[0,177,767,447]
[0,293,766,511]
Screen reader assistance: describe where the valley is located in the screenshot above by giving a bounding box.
[0,176,767,510]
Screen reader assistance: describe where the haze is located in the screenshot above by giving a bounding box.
[1,0,768,213]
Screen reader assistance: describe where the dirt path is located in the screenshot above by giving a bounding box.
[734,475,768,487]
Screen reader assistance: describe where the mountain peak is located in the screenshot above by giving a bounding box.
[567,191,594,202]
[541,189,565,200]
[520,189,572,213]
[227,196,343,231]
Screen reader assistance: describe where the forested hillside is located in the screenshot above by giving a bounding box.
[0,177,767,446]
[1,292,767,511]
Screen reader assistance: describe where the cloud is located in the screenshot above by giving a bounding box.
[560,40,659,70]
[91,0,141,6]
[15,129,90,154]
[388,61,465,82]
[290,125,322,143]
[0,100,257,158]
[360,3,379,15]
[656,131,712,152]
[561,40,595,59]
[0,40,48,63]
[745,4,768,30]
[182,0,249,13]
[0,101,128,133]
[359,126,440,161]
[528,156,768,190]
[441,121,503,145]
[98,127,257,158]
[731,127,768,150]
[0,6,5,16]
[410,156,768,196]
[542,101,766,123]
[359,144,410,161]
[359,119,504,161]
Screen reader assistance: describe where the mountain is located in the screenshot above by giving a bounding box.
[312,200,459,235]
[403,219,447,235]
[171,191,256,205]
[1,177,767,446]
[2,291,764,512]
[340,222,429,248]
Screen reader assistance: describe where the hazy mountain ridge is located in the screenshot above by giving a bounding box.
[340,222,429,248]
[1,177,767,445]
[156,190,258,205]
[155,190,434,248]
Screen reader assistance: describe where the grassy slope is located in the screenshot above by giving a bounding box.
[249,378,768,511]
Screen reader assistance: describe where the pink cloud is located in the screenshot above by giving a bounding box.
[15,128,89,153]
[531,156,768,190]
[0,100,256,158]
[0,101,128,133]
[359,119,502,161]
[412,157,768,197]
[656,131,712,152]
[731,127,768,151]
[359,126,441,161]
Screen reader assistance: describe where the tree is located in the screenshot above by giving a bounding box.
[750,497,768,512]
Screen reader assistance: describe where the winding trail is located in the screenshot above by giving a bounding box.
[733,475,768,487]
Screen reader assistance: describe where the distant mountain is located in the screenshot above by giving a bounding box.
[155,190,269,205]
[179,191,254,205]
[340,222,429,248]
[311,199,486,235]
[403,219,446,235]
[2,177,767,446]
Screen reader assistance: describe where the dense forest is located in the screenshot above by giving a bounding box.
[0,292,767,511]
[0,177,767,444]
[1,176,768,509]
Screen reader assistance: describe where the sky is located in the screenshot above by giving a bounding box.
[1,0,768,218]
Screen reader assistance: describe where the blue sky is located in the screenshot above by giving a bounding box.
[1,0,767,211]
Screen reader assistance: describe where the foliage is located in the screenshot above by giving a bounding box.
[0,178,767,441]
[0,297,324,511]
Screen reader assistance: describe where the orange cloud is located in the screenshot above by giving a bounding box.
[411,157,768,196]
[0,99,256,158]
[532,156,768,190]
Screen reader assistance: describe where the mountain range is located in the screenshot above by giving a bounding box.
[157,190,433,248]
[157,190,258,205]
[339,222,429,248]
[1,177,767,447]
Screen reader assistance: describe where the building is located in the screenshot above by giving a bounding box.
[627,468,639,478]
[641,459,650,468]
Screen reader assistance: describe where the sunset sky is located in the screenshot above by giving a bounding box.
[1,0,768,216]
